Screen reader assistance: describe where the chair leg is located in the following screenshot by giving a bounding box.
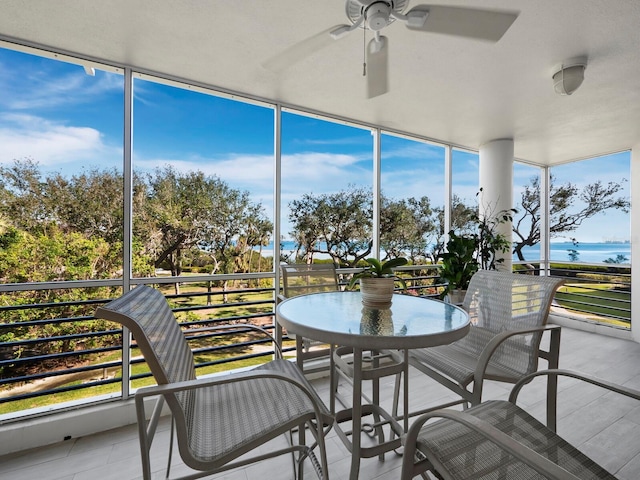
[297,421,306,480]
[166,416,175,479]
[287,429,298,479]
[295,421,330,480]
[546,328,562,431]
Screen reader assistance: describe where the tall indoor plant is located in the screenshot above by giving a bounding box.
[440,194,515,303]
[439,231,478,303]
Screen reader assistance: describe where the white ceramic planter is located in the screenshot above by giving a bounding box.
[446,288,466,306]
[359,277,395,308]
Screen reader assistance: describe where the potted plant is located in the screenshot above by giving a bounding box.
[439,193,515,303]
[439,231,479,304]
[348,257,408,308]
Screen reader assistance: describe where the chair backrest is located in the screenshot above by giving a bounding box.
[459,270,564,377]
[95,286,196,417]
[280,263,339,298]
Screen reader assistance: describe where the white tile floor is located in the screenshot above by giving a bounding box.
[1,326,640,479]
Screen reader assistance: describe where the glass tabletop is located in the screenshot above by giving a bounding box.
[277,291,470,350]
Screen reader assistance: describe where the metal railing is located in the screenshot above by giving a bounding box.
[0,261,629,420]
[0,275,277,419]
[514,261,631,327]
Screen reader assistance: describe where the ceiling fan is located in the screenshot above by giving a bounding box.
[263,1,519,99]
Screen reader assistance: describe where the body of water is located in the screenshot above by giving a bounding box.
[520,242,630,264]
[265,241,631,264]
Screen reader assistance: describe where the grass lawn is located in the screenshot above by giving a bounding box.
[0,347,282,415]
[554,282,630,327]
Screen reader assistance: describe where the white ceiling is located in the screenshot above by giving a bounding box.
[1,0,639,165]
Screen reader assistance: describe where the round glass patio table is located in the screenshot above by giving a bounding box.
[277,291,469,349]
[276,291,470,480]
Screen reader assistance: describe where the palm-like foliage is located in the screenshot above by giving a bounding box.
[348,257,408,289]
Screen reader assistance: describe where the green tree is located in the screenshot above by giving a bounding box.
[0,159,126,243]
[604,254,629,264]
[0,159,56,235]
[0,226,115,283]
[142,167,216,277]
[199,186,272,276]
[513,175,630,261]
[288,186,373,266]
[141,166,272,292]
[431,195,477,263]
[380,196,438,263]
[0,159,127,276]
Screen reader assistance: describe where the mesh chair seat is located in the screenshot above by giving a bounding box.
[409,326,534,386]
[413,400,616,480]
[188,359,330,465]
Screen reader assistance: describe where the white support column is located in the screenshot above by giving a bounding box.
[479,139,514,271]
[631,145,639,342]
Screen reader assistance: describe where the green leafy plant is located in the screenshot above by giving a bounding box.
[439,231,478,295]
[439,189,515,297]
[348,257,408,290]
[475,203,515,270]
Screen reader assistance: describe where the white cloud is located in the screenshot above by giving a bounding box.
[135,150,371,196]
[0,113,117,168]
[0,65,122,111]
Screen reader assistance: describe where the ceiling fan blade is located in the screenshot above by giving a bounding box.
[262,25,346,73]
[366,36,388,99]
[406,5,518,42]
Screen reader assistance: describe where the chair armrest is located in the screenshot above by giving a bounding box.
[402,408,582,480]
[473,324,559,387]
[134,368,333,424]
[187,324,283,358]
[135,369,303,398]
[509,368,640,406]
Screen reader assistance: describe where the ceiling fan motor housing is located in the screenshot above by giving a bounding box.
[366,2,392,31]
[346,0,409,30]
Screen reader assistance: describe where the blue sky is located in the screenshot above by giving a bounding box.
[0,46,631,246]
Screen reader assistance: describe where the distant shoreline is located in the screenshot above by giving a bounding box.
[259,241,632,264]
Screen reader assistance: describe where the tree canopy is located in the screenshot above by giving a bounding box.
[512,175,629,261]
[0,160,272,283]
[0,159,631,280]
[287,186,442,266]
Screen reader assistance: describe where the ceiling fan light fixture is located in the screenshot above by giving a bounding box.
[552,63,586,96]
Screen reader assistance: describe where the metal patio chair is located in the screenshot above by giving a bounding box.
[95,285,333,480]
[279,263,404,426]
[279,263,340,371]
[280,263,340,299]
[407,270,565,422]
[401,369,640,479]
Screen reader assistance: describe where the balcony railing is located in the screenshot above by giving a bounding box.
[0,274,277,419]
[514,261,631,327]
[0,262,630,421]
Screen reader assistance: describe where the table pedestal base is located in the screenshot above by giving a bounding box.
[334,404,403,478]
